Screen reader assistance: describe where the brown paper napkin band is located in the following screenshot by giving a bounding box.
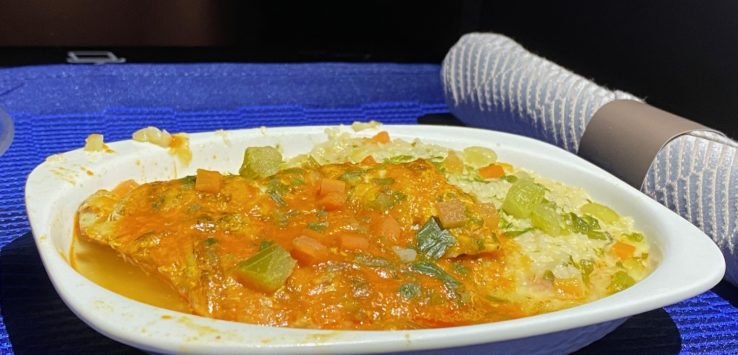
[578,100,722,188]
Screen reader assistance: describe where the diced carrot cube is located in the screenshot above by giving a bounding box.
[372,215,401,242]
[479,164,505,179]
[361,155,377,165]
[339,232,370,250]
[436,199,467,228]
[371,131,390,144]
[318,192,346,211]
[195,169,222,193]
[111,179,139,196]
[479,202,500,230]
[291,235,330,265]
[443,151,464,174]
[611,241,635,260]
[319,178,346,196]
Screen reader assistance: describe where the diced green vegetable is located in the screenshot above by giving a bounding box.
[542,270,555,282]
[502,179,547,218]
[573,257,595,284]
[354,253,393,268]
[485,295,509,303]
[581,202,620,224]
[531,202,565,236]
[259,240,275,250]
[503,228,534,238]
[239,146,283,178]
[416,217,455,260]
[502,175,518,183]
[566,213,600,234]
[410,261,461,289]
[205,237,217,246]
[624,232,644,242]
[339,169,365,185]
[587,230,611,241]
[463,146,497,168]
[608,271,635,293]
[452,261,470,276]
[307,221,328,231]
[398,283,421,299]
[235,244,296,293]
[372,177,395,185]
[384,155,415,164]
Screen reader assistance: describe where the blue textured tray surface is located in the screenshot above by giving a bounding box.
[0,63,736,354]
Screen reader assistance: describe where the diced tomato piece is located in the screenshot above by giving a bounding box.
[372,215,401,242]
[479,164,505,179]
[361,155,377,165]
[194,169,222,193]
[291,236,330,266]
[611,241,635,260]
[479,202,500,230]
[371,131,390,144]
[318,191,346,211]
[319,178,346,196]
[436,199,467,228]
[111,179,139,196]
[443,151,464,174]
[339,232,370,250]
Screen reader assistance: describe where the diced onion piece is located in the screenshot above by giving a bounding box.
[392,246,417,263]
[463,146,497,168]
[84,134,104,151]
[132,126,172,147]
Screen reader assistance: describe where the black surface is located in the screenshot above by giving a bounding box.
[1,1,736,137]
[0,233,143,355]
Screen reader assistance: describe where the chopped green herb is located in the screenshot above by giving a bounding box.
[452,261,470,276]
[307,221,328,231]
[178,175,196,187]
[354,253,392,268]
[502,175,518,183]
[339,170,365,184]
[485,295,509,303]
[587,230,611,241]
[624,232,644,242]
[205,237,217,246]
[566,213,600,234]
[411,261,461,289]
[608,271,635,293]
[416,217,455,260]
[259,240,275,250]
[372,177,395,185]
[504,228,534,238]
[384,155,414,164]
[398,283,421,299]
[543,270,555,282]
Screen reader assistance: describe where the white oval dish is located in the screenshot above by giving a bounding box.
[25,125,725,354]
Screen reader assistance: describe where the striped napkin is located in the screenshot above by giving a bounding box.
[441,33,738,285]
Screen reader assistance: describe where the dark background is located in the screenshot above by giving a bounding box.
[0,0,735,136]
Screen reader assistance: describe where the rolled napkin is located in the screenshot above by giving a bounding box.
[442,33,738,285]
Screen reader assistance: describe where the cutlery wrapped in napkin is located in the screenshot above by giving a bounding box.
[442,33,738,285]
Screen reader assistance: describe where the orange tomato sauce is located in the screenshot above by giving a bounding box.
[74,159,527,329]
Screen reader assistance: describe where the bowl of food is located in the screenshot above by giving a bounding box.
[25,124,724,354]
